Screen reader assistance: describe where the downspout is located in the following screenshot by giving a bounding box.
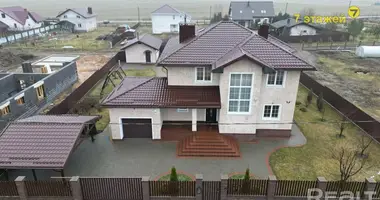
[162,66,168,77]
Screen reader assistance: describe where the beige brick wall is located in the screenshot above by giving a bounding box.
[166,66,220,86]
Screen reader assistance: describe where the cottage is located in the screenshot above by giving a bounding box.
[56,7,97,32]
[270,18,319,36]
[0,6,43,32]
[151,4,191,34]
[103,21,314,141]
[229,1,275,28]
[121,34,162,64]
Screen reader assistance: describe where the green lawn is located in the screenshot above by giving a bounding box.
[84,69,156,131]
[269,85,380,181]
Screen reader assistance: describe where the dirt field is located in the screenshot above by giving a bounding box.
[296,50,380,121]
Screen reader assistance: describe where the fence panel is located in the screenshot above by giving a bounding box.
[374,182,380,199]
[227,179,268,196]
[25,180,72,197]
[203,181,221,200]
[275,180,317,197]
[80,177,142,200]
[326,181,365,196]
[149,181,195,197]
[0,181,18,196]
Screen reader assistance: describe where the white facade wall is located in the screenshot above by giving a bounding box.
[161,108,206,121]
[125,43,159,64]
[151,14,191,34]
[58,10,97,32]
[0,12,42,31]
[108,108,162,140]
[290,25,317,36]
[166,66,219,86]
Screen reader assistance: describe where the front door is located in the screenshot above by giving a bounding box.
[206,108,217,123]
[145,51,151,63]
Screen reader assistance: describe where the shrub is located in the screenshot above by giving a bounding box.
[170,166,178,182]
[300,107,307,112]
[241,168,251,194]
[317,92,324,112]
[169,166,179,195]
[296,101,302,106]
[306,89,313,107]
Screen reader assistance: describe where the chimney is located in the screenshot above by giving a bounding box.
[179,24,195,43]
[87,7,92,14]
[21,61,33,73]
[258,24,269,39]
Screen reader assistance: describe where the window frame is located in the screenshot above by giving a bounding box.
[78,23,82,28]
[227,72,254,115]
[1,105,10,116]
[36,85,45,100]
[1,13,5,18]
[266,71,286,87]
[195,67,212,82]
[16,97,25,105]
[177,108,189,112]
[63,15,67,18]
[262,104,281,120]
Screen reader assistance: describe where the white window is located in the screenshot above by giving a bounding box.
[263,105,281,120]
[177,108,188,112]
[228,73,253,113]
[196,67,212,82]
[78,24,82,28]
[63,15,67,18]
[1,13,5,18]
[77,15,81,18]
[267,71,286,86]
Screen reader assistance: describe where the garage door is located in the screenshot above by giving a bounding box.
[121,118,152,138]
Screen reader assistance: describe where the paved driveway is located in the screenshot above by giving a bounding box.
[5,125,305,181]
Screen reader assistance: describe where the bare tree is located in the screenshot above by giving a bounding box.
[357,134,372,158]
[300,8,316,17]
[331,144,367,182]
[336,116,349,138]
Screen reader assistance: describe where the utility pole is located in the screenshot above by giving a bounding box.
[284,2,288,14]
[209,6,212,21]
[137,7,140,23]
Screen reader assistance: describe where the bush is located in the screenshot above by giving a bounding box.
[241,168,251,194]
[170,166,178,181]
[300,107,307,112]
[296,101,302,106]
[69,97,100,114]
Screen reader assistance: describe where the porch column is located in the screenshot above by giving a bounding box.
[192,108,197,132]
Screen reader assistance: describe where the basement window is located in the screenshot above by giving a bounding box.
[1,106,10,116]
[36,85,45,100]
[16,97,25,105]
[177,108,189,112]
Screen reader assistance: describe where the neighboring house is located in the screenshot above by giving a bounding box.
[121,34,162,64]
[56,7,97,32]
[0,6,43,31]
[270,18,319,36]
[102,21,315,141]
[229,1,275,28]
[151,4,191,34]
[0,55,80,130]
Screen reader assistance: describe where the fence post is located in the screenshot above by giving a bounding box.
[316,42,319,50]
[317,177,327,198]
[15,176,27,200]
[220,174,228,200]
[195,174,203,200]
[363,178,376,200]
[142,176,150,200]
[70,176,83,200]
[344,41,347,49]
[267,175,277,200]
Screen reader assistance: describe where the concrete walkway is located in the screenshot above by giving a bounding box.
[5,125,306,181]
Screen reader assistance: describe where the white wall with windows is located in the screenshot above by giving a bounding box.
[151,14,191,34]
[167,66,219,86]
[58,10,97,32]
[0,12,42,31]
[124,43,159,64]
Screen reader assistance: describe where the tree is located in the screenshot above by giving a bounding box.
[169,166,179,195]
[337,116,349,138]
[222,14,230,21]
[306,89,313,107]
[347,19,364,41]
[241,168,251,194]
[370,25,380,39]
[331,144,367,183]
[169,166,178,181]
[210,12,224,23]
[357,134,372,158]
[300,8,316,17]
[316,92,324,112]
[272,12,291,23]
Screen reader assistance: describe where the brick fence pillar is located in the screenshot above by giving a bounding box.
[15,176,27,200]
[267,175,277,200]
[195,174,203,200]
[70,176,83,200]
[363,178,376,200]
[142,176,150,200]
[220,174,228,200]
[317,177,327,198]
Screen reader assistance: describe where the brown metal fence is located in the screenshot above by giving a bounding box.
[25,180,72,197]
[326,181,366,196]
[80,177,142,200]
[275,180,317,197]
[374,182,380,199]
[0,181,18,196]
[47,54,118,114]
[227,179,268,196]
[149,181,196,197]
[203,181,221,200]
[300,73,380,142]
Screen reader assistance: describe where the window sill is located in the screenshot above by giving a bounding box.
[195,80,212,83]
[266,85,285,88]
[262,118,281,121]
[227,112,251,115]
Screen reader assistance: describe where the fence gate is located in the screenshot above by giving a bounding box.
[203,181,221,200]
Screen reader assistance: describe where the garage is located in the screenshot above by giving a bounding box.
[121,118,152,138]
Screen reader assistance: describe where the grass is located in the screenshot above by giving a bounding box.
[84,69,156,131]
[269,85,380,181]
[9,27,116,51]
[158,174,193,181]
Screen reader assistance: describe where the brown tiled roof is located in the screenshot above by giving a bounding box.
[18,115,101,123]
[102,77,221,108]
[157,21,314,70]
[0,115,99,169]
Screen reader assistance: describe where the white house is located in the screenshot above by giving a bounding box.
[121,34,162,64]
[56,7,97,32]
[151,4,191,34]
[270,18,319,36]
[0,6,43,31]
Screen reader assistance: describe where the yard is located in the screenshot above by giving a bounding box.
[83,68,156,130]
[7,27,117,51]
[269,85,380,181]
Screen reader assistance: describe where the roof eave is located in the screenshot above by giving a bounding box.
[100,104,221,109]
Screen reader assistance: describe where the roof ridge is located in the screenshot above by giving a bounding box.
[151,4,182,14]
[103,77,156,104]
[159,21,226,64]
